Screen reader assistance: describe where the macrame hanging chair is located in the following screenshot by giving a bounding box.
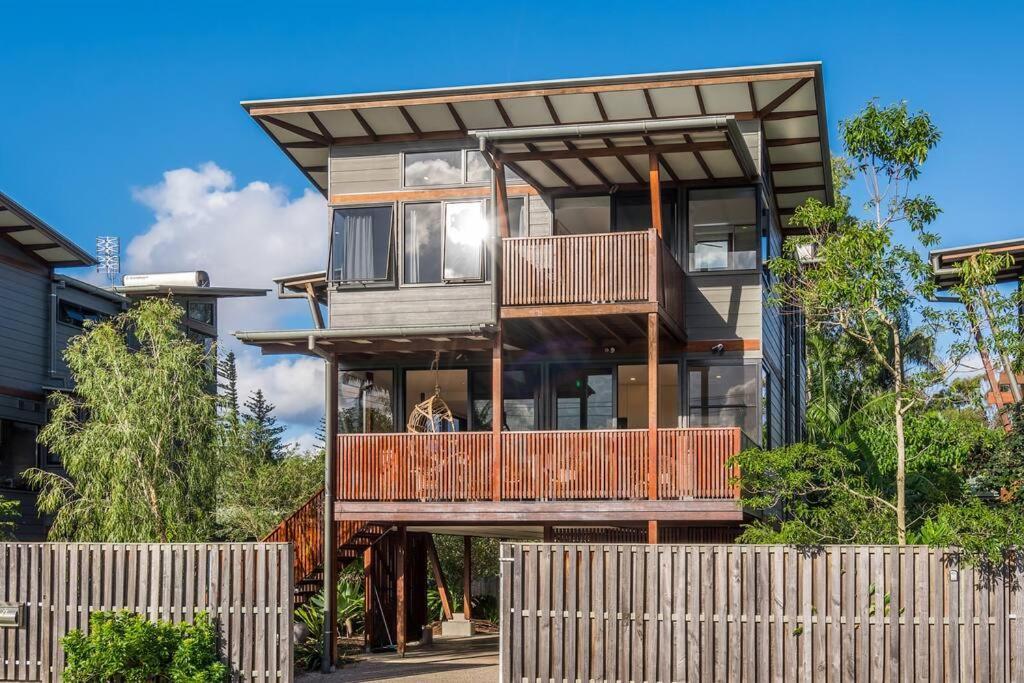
[406,352,455,433]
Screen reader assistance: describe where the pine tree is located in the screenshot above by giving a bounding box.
[313,416,326,452]
[217,351,240,425]
[243,389,285,461]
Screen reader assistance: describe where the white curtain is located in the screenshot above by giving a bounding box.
[342,212,375,281]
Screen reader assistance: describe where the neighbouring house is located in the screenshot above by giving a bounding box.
[0,190,266,539]
[236,62,831,658]
[931,238,1024,409]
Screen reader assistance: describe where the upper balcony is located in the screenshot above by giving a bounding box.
[501,228,685,338]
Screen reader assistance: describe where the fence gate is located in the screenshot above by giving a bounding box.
[499,543,1024,682]
[0,543,293,682]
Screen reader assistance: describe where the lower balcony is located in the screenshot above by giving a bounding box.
[334,428,742,524]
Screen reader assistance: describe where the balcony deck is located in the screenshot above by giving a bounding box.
[334,427,741,523]
[501,229,685,340]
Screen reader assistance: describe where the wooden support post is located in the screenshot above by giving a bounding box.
[425,535,453,621]
[648,520,659,544]
[322,354,339,671]
[463,535,473,620]
[648,153,663,237]
[491,325,503,501]
[362,546,374,651]
[495,160,512,238]
[966,300,1011,431]
[647,312,659,502]
[396,526,408,656]
[305,283,325,329]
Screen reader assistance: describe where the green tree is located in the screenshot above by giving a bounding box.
[243,389,286,461]
[217,350,240,426]
[769,101,948,543]
[27,298,219,542]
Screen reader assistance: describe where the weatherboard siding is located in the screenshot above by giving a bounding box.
[328,283,494,331]
[0,239,49,407]
[684,273,762,343]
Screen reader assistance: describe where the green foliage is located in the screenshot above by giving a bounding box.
[916,500,1024,566]
[294,603,325,672]
[216,351,240,426]
[214,433,321,541]
[243,389,286,462]
[62,611,227,682]
[0,497,19,540]
[29,298,219,542]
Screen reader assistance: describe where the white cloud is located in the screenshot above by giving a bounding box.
[235,353,324,425]
[125,163,328,431]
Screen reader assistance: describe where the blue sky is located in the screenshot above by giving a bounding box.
[2,1,1020,441]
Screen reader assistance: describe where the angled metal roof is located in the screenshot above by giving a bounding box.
[241,62,832,231]
[0,191,96,267]
[930,237,1024,289]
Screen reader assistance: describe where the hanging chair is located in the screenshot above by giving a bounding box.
[406,352,455,433]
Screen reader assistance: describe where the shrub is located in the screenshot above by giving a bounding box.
[62,610,227,682]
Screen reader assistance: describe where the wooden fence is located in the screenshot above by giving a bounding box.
[500,543,1024,682]
[0,543,293,682]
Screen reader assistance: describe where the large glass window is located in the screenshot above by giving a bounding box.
[187,301,214,326]
[443,201,487,281]
[405,369,469,431]
[404,203,444,284]
[553,196,611,235]
[616,364,679,428]
[330,206,394,283]
[406,201,488,284]
[339,370,394,433]
[404,150,463,187]
[554,366,614,430]
[687,363,758,438]
[687,188,758,271]
[57,301,106,329]
[471,367,541,431]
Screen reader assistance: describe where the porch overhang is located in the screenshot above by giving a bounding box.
[471,115,759,194]
[234,324,495,357]
[930,237,1024,290]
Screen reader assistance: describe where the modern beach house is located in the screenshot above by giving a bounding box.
[237,62,832,657]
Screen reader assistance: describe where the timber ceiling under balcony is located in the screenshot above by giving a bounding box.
[242,62,832,232]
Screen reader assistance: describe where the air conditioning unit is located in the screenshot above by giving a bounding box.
[122,271,210,288]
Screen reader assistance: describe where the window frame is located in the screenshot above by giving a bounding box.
[400,199,490,287]
[401,148,524,190]
[327,202,398,289]
[56,300,107,330]
[683,359,761,440]
[682,184,762,277]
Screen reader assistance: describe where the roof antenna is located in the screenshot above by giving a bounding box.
[95,236,120,286]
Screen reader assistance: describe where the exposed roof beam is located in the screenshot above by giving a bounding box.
[350,109,378,141]
[446,103,467,133]
[758,78,811,118]
[307,112,333,140]
[766,136,820,147]
[282,140,329,149]
[0,225,30,233]
[762,109,818,121]
[694,86,707,115]
[684,133,713,179]
[494,99,514,127]
[542,95,560,124]
[775,184,825,194]
[747,82,757,111]
[260,115,329,145]
[590,92,645,183]
[771,161,823,171]
[27,243,61,250]
[499,140,731,162]
[564,141,612,190]
[524,143,579,190]
[253,117,327,195]
[398,106,422,136]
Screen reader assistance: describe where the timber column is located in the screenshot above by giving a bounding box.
[647,152,662,544]
[322,353,339,671]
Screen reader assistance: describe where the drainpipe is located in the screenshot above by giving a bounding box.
[48,277,64,385]
[309,336,338,672]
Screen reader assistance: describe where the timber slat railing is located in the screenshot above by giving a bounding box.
[502,230,650,306]
[657,234,686,333]
[336,428,741,503]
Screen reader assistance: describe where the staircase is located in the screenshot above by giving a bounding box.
[263,487,388,606]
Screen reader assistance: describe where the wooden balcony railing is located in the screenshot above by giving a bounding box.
[501,230,651,306]
[336,428,740,503]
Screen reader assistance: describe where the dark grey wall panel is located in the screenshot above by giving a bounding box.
[328,283,494,331]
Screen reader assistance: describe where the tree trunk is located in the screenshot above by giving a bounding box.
[980,287,1023,404]
[892,328,908,545]
[894,398,907,545]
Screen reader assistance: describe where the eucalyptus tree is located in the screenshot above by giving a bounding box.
[769,101,952,543]
[27,298,220,542]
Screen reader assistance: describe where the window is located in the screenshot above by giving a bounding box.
[687,363,758,439]
[187,301,214,326]
[0,420,39,488]
[330,206,394,283]
[57,301,106,328]
[405,369,468,431]
[554,196,611,234]
[471,366,541,431]
[404,203,444,284]
[339,370,394,433]
[405,200,487,284]
[466,150,523,185]
[762,366,773,449]
[617,364,679,428]
[443,201,487,281]
[688,188,758,271]
[553,366,614,430]
[404,150,463,187]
